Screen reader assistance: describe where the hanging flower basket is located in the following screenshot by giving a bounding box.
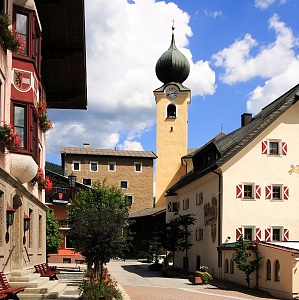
[31,167,53,190]
[0,122,22,153]
[38,100,53,133]
[0,12,24,53]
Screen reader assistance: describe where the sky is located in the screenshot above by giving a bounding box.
[46,0,299,165]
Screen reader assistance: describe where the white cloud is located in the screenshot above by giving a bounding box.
[212,14,298,84]
[46,0,216,159]
[255,0,276,10]
[203,10,222,18]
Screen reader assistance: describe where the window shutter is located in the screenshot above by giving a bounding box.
[283,229,289,241]
[265,228,271,241]
[255,185,261,199]
[255,228,261,241]
[282,142,287,155]
[265,186,272,199]
[236,228,243,240]
[167,202,172,212]
[236,184,243,198]
[262,141,268,154]
[283,186,289,200]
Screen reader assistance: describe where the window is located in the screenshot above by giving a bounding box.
[183,198,189,210]
[90,162,98,172]
[236,183,261,199]
[244,228,253,241]
[108,162,116,172]
[266,260,271,280]
[262,140,287,155]
[83,178,91,186]
[243,185,253,199]
[167,104,176,118]
[134,162,142,172]
[274,260,280,281]
[167,202,180,212]
[120,181,128,189]
[14,105,25,147]
[0,1,8,13]
[230,259,234,274]
[11,101,39,160]
[16,12,28,56]
[224,259,229,273]
[265,184,288,200]
[196,192,203,205]
[195,228,203,241]
[73,161,80,171]
[272,228,281,241]
[125,195,133,206]
[65,235,74,249]
[265,226,289,241]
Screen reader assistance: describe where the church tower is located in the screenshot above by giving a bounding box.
[154,26,191,207]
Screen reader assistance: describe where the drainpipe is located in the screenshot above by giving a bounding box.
[213,170,222,279]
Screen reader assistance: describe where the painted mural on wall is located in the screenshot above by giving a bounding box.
[289,164,299,175]
[204,196,217,243]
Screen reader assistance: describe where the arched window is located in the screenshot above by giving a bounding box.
[230,259,234,274]
[274,260,280,281]
[224,259,229,273]
[266,259,271,280]
[167,104,176,118]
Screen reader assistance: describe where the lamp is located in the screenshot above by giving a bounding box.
[6,205,15,226]
[68,173,77,188]
[24,213,30,231]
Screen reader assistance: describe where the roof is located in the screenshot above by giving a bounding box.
[154,82,190,93]
[129,206,166,219]
[35,0,87,110]
[60,146,157,159]
[167,83,299,194]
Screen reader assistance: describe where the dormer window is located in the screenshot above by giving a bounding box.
[167,104,176,118]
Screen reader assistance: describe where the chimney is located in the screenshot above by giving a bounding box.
[83,143,89,148]
[241,113,252,127]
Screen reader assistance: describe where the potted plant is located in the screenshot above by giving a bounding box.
[0,122,22,153]
[38,99,53,133]
[31,167,53,190]
[0,12,23,53]
[188,266,213,285]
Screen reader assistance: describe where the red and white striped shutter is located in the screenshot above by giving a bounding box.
[283,186,289,200]
[236,184,243,198]
[265,186,272,199]
[265,228,271,241]
[255,228,261,241]
[236,228,243,240]
[282,142,287,155]
[167,202,172,212]
[262,141,268,154]
[255,185,261,199]
[283,229,289,241]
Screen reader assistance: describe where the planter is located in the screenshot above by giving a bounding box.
[188,275,203,285]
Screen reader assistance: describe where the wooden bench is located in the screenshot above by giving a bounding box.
[34,264,58,280]
[0,272,25,300]
[41,263,60,275]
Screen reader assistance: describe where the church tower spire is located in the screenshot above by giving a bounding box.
[154,26,191,207]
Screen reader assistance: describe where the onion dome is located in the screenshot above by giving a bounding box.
[155,26,190,84]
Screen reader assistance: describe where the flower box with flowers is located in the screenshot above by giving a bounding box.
[188,266,213,285]
[31,167,52,191]
[0,122,22,153]
[38,100,53,133]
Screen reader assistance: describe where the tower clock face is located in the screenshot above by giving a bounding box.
[166,88,178,100]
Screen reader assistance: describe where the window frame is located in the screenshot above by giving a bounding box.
[134,162,142,173]
[196,192,203,206]
[108,162,116,172]
[166,103,177,118]
[120,180,128,189]
[242,225,256,241]
[236,182,260,200]
[82,178,92,186]
[72,161,80,171]
[90,161,98,172]
[271,226,282,241]
[125,194,133,207]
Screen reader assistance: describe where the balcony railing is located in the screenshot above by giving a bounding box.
[58,219,69,229]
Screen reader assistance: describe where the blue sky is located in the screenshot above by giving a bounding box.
[46,0,299,165]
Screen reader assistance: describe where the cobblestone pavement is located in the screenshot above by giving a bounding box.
[108,260,280,300]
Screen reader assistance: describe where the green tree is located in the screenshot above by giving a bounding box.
[233,235,262,288]
[160,214,196,268]
[67,180,132,280]
[46,211,63,259]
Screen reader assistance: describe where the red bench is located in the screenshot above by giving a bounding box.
[41,263,60,275]
[0,272,25,300]
[34,264,58,280]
